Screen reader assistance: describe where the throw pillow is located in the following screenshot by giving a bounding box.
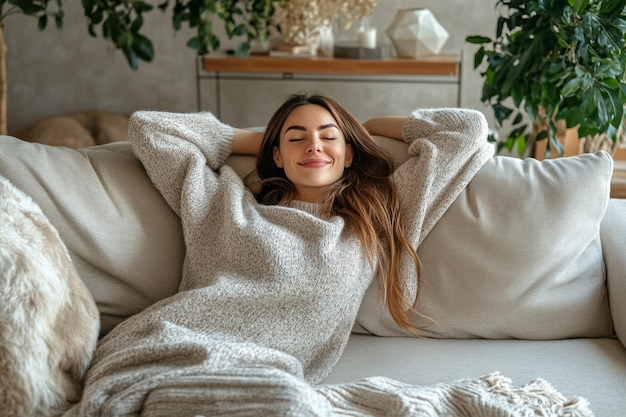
[355,151,614,339]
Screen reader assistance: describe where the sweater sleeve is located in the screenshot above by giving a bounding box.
[129,111,236,216]
[394,108,493,304]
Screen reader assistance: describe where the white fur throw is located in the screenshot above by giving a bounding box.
[0,175,99,416]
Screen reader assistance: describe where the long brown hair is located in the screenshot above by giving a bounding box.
[252,93,422,332]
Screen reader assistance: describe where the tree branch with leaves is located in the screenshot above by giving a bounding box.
[0,0,275,135]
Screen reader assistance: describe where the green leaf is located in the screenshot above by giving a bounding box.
[569,0,590,15]
[493,103,514,126]
[473,46,485,69]
[89,8,104,25]
[124,49,138,70]
[515,134,526,155]
[559,105,584,129]
[536,130,549,142]
[511,82,524,107]
[12,0,44,14]
[596,91,608,127]
[599,0,626,18]
[38,14,47,30]
[466,35,491,44]
[233,41,250,57]
[602,86,621,121]
[582,12,601,40]
[172,15,182,30]
[232,22,247,37]
[54,11,63,28]
[225,19,236,36]
[87,23,97,37]
[131,14,144,33]
[132,33,154,62]
[587,86,602,118]
[502,136,516,152]
[561,76,584,97]
[187,36,201,51]
[133,1,153,13]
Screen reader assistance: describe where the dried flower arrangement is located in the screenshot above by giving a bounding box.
[272,0,376,47]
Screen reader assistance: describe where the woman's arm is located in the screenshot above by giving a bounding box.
[231,128,264,155]
[362,116,407,141]
[129,111,235,215]
[393,108,493,244]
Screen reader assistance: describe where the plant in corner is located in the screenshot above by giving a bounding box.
[466,0,626,157]
[0,0,275,136]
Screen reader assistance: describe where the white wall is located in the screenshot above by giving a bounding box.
[4,1,498,134]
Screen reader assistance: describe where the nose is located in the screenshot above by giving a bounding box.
[306,137,322,153]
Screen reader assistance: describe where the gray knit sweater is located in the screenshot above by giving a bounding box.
[70,108,492,416]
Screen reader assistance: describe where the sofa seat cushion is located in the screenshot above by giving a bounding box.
[326,335,626,417]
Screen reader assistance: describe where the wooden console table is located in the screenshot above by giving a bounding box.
[196,53,462,117]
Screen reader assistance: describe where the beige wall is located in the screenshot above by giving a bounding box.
[4,1,498,134]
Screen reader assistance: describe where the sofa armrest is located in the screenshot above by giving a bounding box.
[601,198,626,348]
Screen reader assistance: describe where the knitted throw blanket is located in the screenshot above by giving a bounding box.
[65,309,593,416]
[67,347,593,417]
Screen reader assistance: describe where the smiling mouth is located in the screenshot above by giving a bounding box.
[299,159,330,168]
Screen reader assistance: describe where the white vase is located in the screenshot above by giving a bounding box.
[318,24,335,57]
[386,8,449,58]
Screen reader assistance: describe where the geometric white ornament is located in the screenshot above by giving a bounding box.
[385,8,449,57]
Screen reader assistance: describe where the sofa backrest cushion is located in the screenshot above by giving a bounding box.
[0,137,184,335]
[0,135,614,339]
[355,144,614,339]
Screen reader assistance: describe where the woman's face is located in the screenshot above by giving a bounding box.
[273,104,353,203]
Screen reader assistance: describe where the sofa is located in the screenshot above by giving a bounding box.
[1,131,625,416]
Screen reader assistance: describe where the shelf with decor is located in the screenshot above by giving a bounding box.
[195,53,462,117]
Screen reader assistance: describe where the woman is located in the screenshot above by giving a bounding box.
[67,93,492,416]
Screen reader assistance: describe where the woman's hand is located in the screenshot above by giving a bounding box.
[362,116,407,141]
[231,129,264,155]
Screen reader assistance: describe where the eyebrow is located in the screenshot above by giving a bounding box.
[284,123,339,133]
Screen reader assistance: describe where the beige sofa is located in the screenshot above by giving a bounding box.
[1,134,625,416]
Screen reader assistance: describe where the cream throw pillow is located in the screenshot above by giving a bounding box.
[355,151,614,339]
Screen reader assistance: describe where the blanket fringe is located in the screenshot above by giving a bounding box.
[317,371,595,417]
[481,372,594,417]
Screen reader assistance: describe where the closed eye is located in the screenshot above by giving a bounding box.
[288,138,304,142]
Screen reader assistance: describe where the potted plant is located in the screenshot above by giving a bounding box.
[466,0,626,157]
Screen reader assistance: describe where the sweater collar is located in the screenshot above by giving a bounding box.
[288,200,328,218]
